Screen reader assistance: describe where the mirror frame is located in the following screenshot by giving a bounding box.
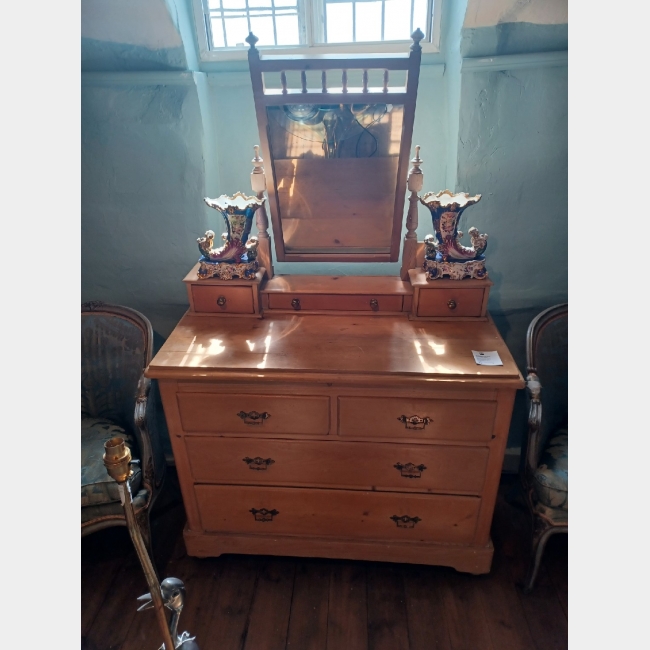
[247,31,423,263]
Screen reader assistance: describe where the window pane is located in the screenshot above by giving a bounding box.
[224,16,250,47]
[253,0,273,6]
[413,0,428,36]
[355,1,383,42]
[207,0,222,9]
[326,3,353,43]
[275,0,298,6]
[275,14,300,45]
[384,0,411,41]
[250,15,276,46]
[210,18,226,48]
[222,0,246,8]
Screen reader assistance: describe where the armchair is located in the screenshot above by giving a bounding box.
[521,303,568,593]
[81,301,166,553]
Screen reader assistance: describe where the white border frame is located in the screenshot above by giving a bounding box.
[191,0,441,62]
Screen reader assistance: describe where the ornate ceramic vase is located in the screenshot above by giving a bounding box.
[197,192,264,280]
[419,190,489,280]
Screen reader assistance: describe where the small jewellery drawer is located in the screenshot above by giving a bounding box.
[191,285,254,314]
[177,393,330,434]
[185,437,489,495]
[195,485,481,544]
[267,293,403,312]
[338,396,496,442]
[417,288,485,318]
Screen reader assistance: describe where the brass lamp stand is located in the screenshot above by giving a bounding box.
[103,437,200,649]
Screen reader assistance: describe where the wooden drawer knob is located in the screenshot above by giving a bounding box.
[370,298,379,311]
[447,299,457,310]
[217,295,227,307]
[291,298,301,310]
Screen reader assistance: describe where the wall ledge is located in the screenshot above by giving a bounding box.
[461,50,567,73]
[81,71,197,86]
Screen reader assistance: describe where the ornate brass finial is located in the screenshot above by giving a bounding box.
[246,32,259,50]
[411,28,425,51]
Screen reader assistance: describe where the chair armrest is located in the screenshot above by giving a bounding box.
[133,375,154,493]
[525,372,543,476]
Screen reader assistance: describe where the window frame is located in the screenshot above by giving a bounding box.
[191,0,441,61]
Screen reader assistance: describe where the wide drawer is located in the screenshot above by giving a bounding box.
[185,437,489,495]
[177,393,330,434]
[191,285,254,314]
[338,396,496,442]
[417,288,485,318]
[268,293,403,312]
[195,484,480,544]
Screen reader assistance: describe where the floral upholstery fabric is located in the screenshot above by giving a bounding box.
[81,418,141,522]
[532,430,568,510]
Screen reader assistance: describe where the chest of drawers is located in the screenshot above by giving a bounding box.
[147,312,523,574]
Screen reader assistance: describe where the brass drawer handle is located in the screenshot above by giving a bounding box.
[291,298,301,310]
[397,415,432,430]
[237,410,271,425]
[370,298,379,311]
[250,508,278,522]
[390,515,421,529]
[447,299,457,310]
[217,296,227,307]
[394,462,427,478]
[243,456,275,470]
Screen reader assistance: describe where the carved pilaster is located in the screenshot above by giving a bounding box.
[401,145,423,280]
[251,145,274,278]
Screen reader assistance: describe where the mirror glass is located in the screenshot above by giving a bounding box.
[267,102,404,255]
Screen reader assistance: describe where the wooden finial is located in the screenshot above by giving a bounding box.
[251,145,266,194]
[407,145,423,193]
[246,32,259,50]
[410,28,424,51]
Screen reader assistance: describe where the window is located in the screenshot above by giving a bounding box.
[192,0,440,59]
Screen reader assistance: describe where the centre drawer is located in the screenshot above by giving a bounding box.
[338,396,497,442]
[267,293,403,312]
[177,393,330,434]
[185,437,489,494]
[195,484,480,545]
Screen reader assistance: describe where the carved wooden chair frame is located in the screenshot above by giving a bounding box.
[521,302,568,592]
[81,301,166,554]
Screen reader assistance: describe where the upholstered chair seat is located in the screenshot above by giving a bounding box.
[81,418,144,521]
[532,431,568,510]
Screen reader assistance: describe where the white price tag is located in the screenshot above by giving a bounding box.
[472,350,503,366]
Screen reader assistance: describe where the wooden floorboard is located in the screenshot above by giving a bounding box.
[81,473,567,650]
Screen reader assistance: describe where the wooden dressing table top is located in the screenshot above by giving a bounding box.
[146,313,524,387]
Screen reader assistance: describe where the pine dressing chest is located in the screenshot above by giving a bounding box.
[145,32,524,574]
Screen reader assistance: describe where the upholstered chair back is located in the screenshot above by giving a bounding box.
[81,303,153,435]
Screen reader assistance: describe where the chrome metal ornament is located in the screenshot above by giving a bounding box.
[198,192,264,280]
[103,437,201,650]
[419,190,488,280]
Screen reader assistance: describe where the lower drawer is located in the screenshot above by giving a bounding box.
[185,437,489,495]
[196,485,480,544]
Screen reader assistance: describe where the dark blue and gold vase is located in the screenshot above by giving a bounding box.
[419,190,488,280]
[197,192,264,280]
